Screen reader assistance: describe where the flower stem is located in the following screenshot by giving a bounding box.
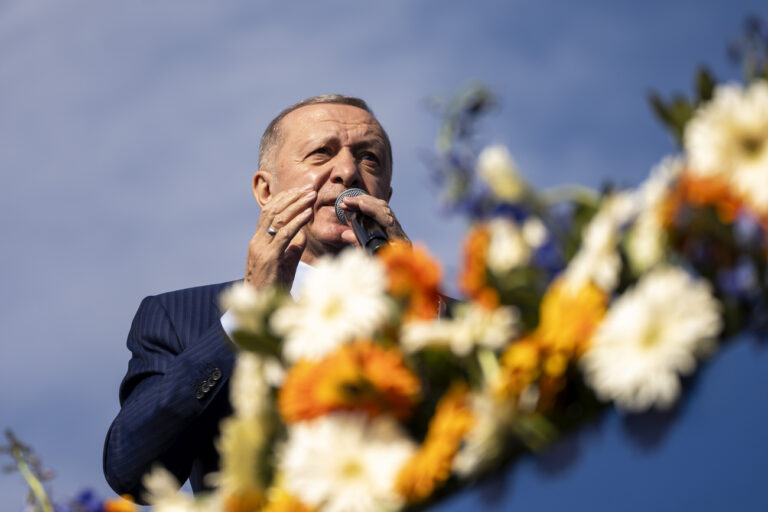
[12,445,53,512]
[540,185,600,207]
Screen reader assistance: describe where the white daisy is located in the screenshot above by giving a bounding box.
[219,282,282,335]
[209,353,273,496]
[521,216,548,248]
[142,466,219,512]
[214,416,267,497]
[229,352,269,419]
[625,156,683,273]
[626,212,666,274]
[685,80,768,213]
[580,266,721,412]
[637,155,683,208]
[279,413,416,512]
[486,218,531,274]
[401,302,519,356]
[453,389,516,477]
[476,144,526,201]
[563,192,637,292]
[271,248,392,363]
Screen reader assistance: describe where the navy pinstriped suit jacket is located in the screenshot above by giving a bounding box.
[103,281,238,502]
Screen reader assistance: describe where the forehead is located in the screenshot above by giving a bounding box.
[278,103,385,146]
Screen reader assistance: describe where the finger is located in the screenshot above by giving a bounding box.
[342,195,394,229]
[268,189,317,232]
[272,206,313,251]
[258,186,315,229]
[340,228,359,246]
[343,195,410,242]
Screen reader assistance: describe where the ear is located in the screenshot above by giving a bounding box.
[253,170,274,208]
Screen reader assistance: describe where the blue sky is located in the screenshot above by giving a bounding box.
[1,0,764,506]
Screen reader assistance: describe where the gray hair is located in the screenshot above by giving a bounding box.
[257,94,393,174]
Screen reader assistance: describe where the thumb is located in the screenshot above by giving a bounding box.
[340,228,359,246]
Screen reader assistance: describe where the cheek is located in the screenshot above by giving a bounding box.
[302,168,328,191]
[276,166,327,191]
[365,177,391,200]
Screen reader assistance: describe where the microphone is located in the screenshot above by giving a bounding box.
[334,188,388,255]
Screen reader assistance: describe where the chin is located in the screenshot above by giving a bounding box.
[304,223,354,256]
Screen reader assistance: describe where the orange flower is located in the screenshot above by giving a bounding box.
[395,382,474,503]
[661,171,768,259]
[279,341,421,423]
[378,241,443,320]
[103,496,137,512]
[662,172,744,226]
[459,224,499,309]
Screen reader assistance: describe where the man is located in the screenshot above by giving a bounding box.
[103,95,409,501]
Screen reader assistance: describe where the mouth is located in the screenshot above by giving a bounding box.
[314,201,344,224]
[316,189,361,223]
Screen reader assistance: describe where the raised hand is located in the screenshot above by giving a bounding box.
[245,185,316,290]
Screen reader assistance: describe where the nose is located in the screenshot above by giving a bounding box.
[330,149,363,188]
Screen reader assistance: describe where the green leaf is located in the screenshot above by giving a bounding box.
[695,66,717,103]
[647,91,694,146]
[667,96,695,141]
[511,413,559,452]
[230,330,283,359]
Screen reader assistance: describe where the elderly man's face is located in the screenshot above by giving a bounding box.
[268,103,392,256]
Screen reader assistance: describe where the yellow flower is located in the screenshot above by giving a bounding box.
[395,383,474,503]
[495,280,607,410]
[262,484,315,512]
[279,341,421,423]
[224,490,266,512]
[496,335,541,398]
[536,279,607,365]
[378,241,443,320]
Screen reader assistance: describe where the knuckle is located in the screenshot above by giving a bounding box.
[273,212,290,226]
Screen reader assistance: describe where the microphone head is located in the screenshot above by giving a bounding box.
[334,188,367,225]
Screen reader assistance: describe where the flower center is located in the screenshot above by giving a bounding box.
[740,134,764,158]
[640,322,662,349]
[340,459,364,479]
[322,298,344,319]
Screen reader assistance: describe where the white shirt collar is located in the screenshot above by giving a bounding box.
[290,260,313,299]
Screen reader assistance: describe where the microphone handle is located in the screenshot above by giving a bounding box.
[350,214,388,254]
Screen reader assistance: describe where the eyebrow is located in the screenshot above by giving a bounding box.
[298,134,386,155]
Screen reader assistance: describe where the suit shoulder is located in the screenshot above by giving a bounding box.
[140,280,240,335]
[149,280,240,304]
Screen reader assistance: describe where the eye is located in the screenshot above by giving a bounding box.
[360,151,380,164]
[312,146,331,156]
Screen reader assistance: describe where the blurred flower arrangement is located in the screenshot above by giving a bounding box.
[1,430,135,512]
[9,15,768,512]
